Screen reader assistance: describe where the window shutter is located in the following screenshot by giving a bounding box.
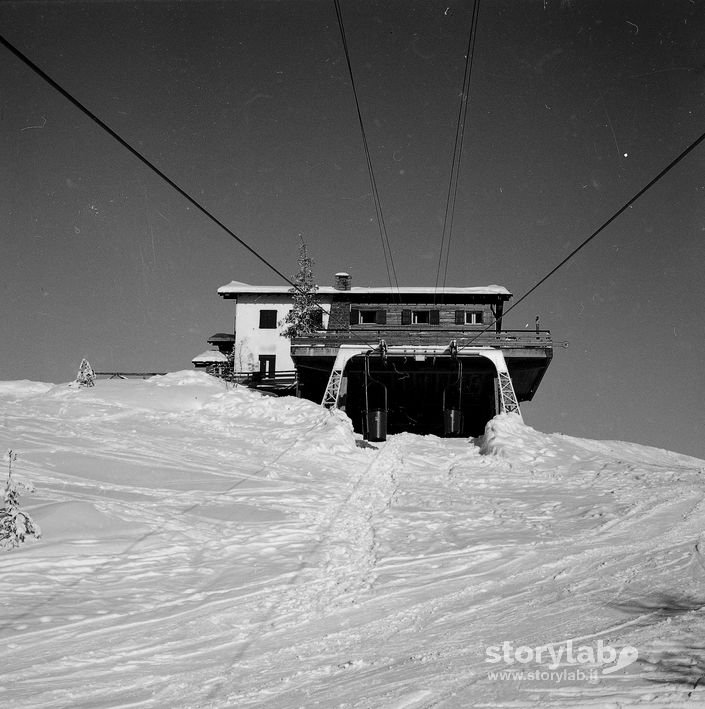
[375,309,387,325]
[455,310,465,325]
[401,309,412,325]
[350,307,360,325]
[430,310,440,325]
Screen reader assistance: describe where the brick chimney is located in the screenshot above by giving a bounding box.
[334,272,351,291]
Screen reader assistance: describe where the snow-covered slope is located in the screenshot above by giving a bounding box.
[1,371,704,708]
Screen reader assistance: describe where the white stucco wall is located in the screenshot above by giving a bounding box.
[231,294,331,373]
[230,295,291,372]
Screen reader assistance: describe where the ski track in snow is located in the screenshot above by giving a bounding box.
[0,373,704,708]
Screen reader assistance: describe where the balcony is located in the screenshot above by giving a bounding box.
[291,328,552,356]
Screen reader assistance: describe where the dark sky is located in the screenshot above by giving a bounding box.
[1,0,704,457]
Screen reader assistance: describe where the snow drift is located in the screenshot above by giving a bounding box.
[1,371,704,708]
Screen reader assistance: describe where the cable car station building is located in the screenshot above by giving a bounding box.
[199,273,553,439]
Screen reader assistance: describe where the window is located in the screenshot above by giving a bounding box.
[402,310,440,325]
[350,308,386,325]
[455,310,484,325]
[259,309,278,329]
[258,355,276,377]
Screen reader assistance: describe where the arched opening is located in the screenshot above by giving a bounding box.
[340,354,498,437]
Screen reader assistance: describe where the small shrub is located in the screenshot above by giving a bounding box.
[0,451,41,550]
[76,358,95,387]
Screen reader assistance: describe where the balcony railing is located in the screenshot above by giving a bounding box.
[292,328,552,350]
[206,365,298,385]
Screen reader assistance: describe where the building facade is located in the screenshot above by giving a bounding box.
[194,273,553,438]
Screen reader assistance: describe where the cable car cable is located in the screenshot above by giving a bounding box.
[332,0,400,295]
[0,32,380,349]
[458,126,705,351]
[434,0,481,301]
[0,33,302,293]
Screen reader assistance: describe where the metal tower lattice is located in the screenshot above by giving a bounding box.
[322,368,343,409]
[497,370,521,415]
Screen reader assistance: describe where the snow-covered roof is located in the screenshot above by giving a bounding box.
[191,350,228,364]
[218,281,512,297]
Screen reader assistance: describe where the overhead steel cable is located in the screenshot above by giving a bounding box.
[332,0,400,294]
[457,127,705,351]
[0,32,389,353]
[0,33,298,291]
[434,0,481,302]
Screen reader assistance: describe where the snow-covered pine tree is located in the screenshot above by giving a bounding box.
[0,451,41,551]
[282,240,321,339]
[76,358,95,387]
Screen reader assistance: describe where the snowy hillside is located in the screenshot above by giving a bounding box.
[1,371,704,708]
